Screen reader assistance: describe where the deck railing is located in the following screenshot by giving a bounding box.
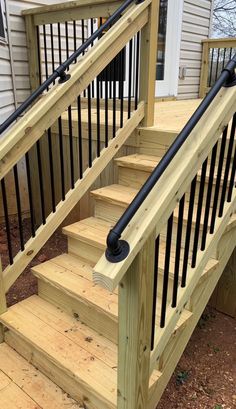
[199,37,236,98]
[0,0,158,294]
[94,56,236,407]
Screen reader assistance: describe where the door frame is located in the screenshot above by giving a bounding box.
[155,0,184,98]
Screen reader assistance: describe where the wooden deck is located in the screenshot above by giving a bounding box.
[153,99,202,133]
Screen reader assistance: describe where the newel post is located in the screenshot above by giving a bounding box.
[25,14,41,91]
[0,258,7,343]
[117,231,156,409]
[139,0,159,127]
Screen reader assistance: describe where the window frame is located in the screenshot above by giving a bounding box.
[0,0,7,44]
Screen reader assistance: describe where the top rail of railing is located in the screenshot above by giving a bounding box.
[105,54,236,263]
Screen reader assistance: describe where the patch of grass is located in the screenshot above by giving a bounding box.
[176,370,189,385]
[214,405,223,409]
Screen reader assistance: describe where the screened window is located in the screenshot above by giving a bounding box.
[0,3,6,41]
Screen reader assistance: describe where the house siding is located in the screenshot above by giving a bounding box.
[178,0,213,99]
[0,0,68,125]
[0,0,15,125]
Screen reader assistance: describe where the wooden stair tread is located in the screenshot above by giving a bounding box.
[62,217,114,250]
[32,254,118,317]
[90,184,205,227]
[115,154,227,184]
[0,342,81,409]
[0,296,118,407]
[115,154,162,171]
[61,216,217,278]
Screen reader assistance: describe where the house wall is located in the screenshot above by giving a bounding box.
[0,0,68,125]
[177,0,213,99]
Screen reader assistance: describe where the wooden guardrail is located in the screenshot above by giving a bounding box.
[199,37,236,98]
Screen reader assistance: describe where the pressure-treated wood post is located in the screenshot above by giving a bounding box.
[25,15,41,91]
[139,0,159,127]
[117,232,156,409]
[0,258,7,343]
[199,41,209,98]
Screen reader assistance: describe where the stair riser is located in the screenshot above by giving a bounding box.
[38,279,118,344]
[4,330,113,409]
[94,198,208,250]
[68,237,104,264]
[118,166,225,204]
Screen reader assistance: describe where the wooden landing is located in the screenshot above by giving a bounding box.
[0,343,81,409]
[153,99,202,133]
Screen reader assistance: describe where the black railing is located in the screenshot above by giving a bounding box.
[0,0,141,269]
[0,0,135,135]
[105,55,236,262]
[208,46,236,87]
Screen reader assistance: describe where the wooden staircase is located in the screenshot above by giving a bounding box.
[1,143,234,408]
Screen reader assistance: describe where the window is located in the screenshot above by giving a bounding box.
[0,2,6,42]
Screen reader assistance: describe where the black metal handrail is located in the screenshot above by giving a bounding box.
[0,0,138,135]
[105,54,236,262]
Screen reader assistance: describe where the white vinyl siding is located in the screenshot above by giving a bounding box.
[0,0,69,125]
[178,0,213,99]
[0,0,15,125]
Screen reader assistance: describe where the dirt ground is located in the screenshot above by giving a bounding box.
[0,218,236,409]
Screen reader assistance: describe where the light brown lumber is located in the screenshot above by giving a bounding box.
[199,41,209,98]
[0,343,81,409]
[2,103,144,292]
[139,0,159,126]
[117,232,156,409]
[0,2,149,179]
[24,15,41,92]
[93,86,236,291]
[0,300,117,409]
[22,0,122,15]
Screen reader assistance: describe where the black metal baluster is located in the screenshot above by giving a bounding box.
[36,26,42,85]
[90,19,95,98]
[96,77,101,157]
[82,20,86,97]
[57,22,65,200]
[43,25,49,87]
[58,118,65,200]
[105,65,109,147]
[73,20,77,58]
[47,129,56,212]
[112,58,116,138]
[120,48,124,128]
[88,84,93,167]
[181,176,197,287]
[25,152,35,237]
[215,48,220,82]
[227,145,236,203]
[219,114,236,216]
[201,142,218,250]
[65,21,69,60]
[48,24,56,211]
[135,32,140,110]
[209,48,214,87]
[151,235,160,350]
[210,126,228,233]
[1,178,13,264]
[68,105,75,188]
[36,141,46,224]
[13,165,24,251]
[172,195,185,307]
[191,158,208,268]
[50,24,55,78]
[128,39,133,119]
[160,213,173,328]
[222,47,226,68]
[77,95,83,179]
